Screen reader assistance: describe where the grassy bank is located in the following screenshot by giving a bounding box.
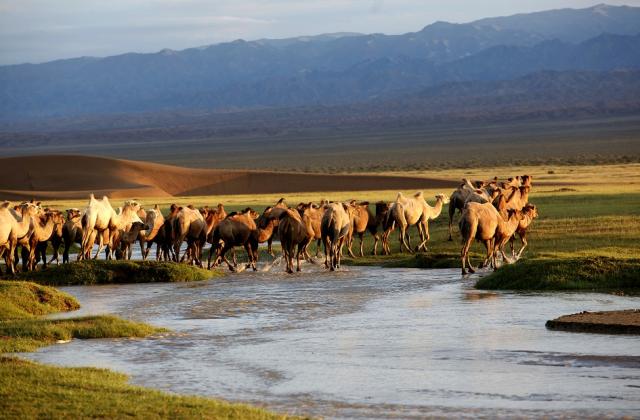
[12,260,220,286]
[475,257,640,292]
[0,281,295,419]
[0,280,165,353]
[0,357,293,419]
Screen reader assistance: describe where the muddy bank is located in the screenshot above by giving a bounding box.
[546,309,640,334]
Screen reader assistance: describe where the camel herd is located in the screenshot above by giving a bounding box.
[0,175,536,275]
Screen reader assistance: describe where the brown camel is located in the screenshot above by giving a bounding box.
[321,202,353,271]
[296,202,324,259]
[208,209,260,271]
[202,204,227,245]
[278,208,313,273]
[345,201,381,258]
[62,208,84,264]
[459,202,522,275]
[115,221,150,260]
[509,203,539,259]
[26,209,65,271]
[0,202,38,274]
[448,178,503,240]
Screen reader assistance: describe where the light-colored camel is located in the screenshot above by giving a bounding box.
[173,205,206,266]
[504,185,531,211]
[391,192,449,253]
[0,202,38,274]
[459,202,522,275]
[208,209,260,271]
[80,195,142,260]
[278,208,313,273]
[321,202,353,271]
[138,205,165,260]
[509,204,538,259]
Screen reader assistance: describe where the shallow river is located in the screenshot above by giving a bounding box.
[26,266,640,418]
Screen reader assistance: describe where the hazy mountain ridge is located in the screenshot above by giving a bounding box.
[1,4,640,119]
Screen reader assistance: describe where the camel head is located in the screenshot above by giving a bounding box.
[66,208,81,221]
[435,193,450,204]
[523,203,538,219]
[521,175,532,187]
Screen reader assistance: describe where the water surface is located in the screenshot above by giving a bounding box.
[27,266,640,418]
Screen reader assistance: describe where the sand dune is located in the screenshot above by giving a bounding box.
[0,155,458,200]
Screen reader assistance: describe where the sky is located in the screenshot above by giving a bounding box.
[1,0,639,65]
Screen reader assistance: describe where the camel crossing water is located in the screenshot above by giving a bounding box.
[0,175,536,275]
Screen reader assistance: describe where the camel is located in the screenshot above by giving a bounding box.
[391,192,449,253]
[459,202,523,275]
[173,205,206,266]
[155,204,181,261]
[491,209,526,267]
[278,208,313,273]
[80,195,142,260]
[26,209,65,271]
[208,209,260,271]
[255,206,286,255]
[321,202,353,271]
[345,201,381,258]
[202,204,227,245]
[448,180,479,241]
[61,209,83,263]
[0,202,39,274]
[115,221,150,260]
[371,201,391,255]
[504,185,531,211]
[138,205,166,260]
[296,202,324,259]
[509,203,538,259]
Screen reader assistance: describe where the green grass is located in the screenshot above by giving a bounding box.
[475,257,640,292]
[0,357,296,419]
[0,281,80,321]
[0,280,166,353]
[11,260,221,286]
[0,281,294,418]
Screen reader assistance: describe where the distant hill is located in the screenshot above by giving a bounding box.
[1,4,640,119]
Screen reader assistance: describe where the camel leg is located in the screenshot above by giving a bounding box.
[372,233,379,256]
[323,237,330,269]
[516,232,528,260]
[6,241,17,275]
[347,232,356,259]
[448,203,455,241]
[358,232,365,257]
[296,245,303,272]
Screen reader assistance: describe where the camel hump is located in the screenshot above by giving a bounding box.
[101,196,110,203]
[1,201,11,209]
[395,192,404,202]
[154,204,159,210]
[414,191,424,199]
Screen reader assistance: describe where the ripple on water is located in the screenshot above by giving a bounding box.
[26,266,640,419]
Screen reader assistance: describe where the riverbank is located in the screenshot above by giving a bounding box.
[475,257,640,292]
[11,260,221,286]
[0,280,296,419]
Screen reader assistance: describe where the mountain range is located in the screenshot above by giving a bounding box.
[1,3,640,120]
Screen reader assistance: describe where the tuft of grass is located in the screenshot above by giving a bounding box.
[0,281,79,321]
[0,315,166,353]
[475,257,640,292]
[0,357,298,419]
[12,260,221,286]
